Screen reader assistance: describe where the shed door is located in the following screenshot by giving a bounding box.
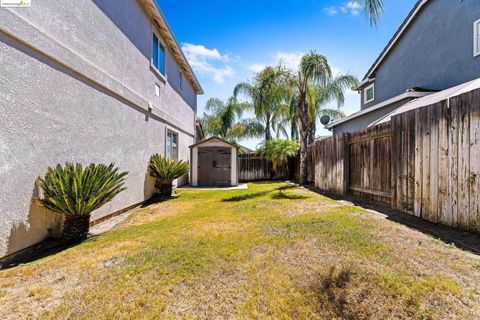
[198,147,232,186]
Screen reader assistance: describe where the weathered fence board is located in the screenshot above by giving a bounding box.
[391,89,480,233]
[238,154,291,182]
[311,134,347,194]
[310,87,480,233]
[348,123,392,204]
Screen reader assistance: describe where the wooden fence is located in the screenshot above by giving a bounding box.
[238,154,291,181]
[348,123,392,204]
[311,88,480,233]
[311,124,392,204]
[392,89,480,232]
[311,134,347,194]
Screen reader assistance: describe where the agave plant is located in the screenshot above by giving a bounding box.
[148,154,189,197]
[37,163,128,243]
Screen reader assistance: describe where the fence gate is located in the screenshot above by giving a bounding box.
[347,123,392,204]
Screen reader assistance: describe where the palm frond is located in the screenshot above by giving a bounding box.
[148,154,189,186]
[300,52,332,86]
[362,0,384,27]
[316,74,359,108]
[37,163,128,216]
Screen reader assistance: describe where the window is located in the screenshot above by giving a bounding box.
[475,19,480,57]
[152,32,165,76]
[166,131,178,160]
[178,69,183,91]
[364,83,375,104]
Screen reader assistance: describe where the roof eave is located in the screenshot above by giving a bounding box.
[362,0,430,81]
[326,91,432,129]
[139,0,204,95]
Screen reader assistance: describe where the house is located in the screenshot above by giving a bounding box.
[0,0,202,259]
[327,0,480,134]
[190,137,239,187]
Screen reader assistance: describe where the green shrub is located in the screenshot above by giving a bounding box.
[37,163,128,216]
[148,154,189,196]
[257,139,300,171]
[37,163,128,242]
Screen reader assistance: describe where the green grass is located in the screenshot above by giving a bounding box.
[0,182,478,319]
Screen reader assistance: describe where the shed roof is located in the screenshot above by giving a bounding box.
[189,137,239,149]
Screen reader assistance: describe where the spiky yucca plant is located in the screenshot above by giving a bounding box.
[148,154,189,197]
[37,163,128,243]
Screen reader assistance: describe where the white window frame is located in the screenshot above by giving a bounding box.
[474,19,480,57]
[151,26,167,81]
[178,68,183,92]
[364,83,375,104]
[166,129,179,161]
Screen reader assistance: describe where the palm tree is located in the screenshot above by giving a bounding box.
[362,0,384,26]
[199,97,263,143]
[234,65,291,142]
[290,52,358,184]
[256,139,300,176]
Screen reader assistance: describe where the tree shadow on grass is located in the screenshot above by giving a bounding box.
[271,191,309,200]
[311,266,362,320]
[222,184,299,202]
[222,191,272,202]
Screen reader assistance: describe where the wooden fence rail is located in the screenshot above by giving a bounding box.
[311,88,480,233]
[238,154,292,181]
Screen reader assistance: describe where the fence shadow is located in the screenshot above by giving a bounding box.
[304,185,480,255]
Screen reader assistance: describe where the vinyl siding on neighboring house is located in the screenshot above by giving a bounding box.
[0,0,200,258]
[361,0,480,110]
[329,0,480,134]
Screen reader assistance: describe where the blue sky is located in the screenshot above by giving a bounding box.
[158,0,418,149]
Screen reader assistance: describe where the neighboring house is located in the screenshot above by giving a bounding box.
[327,0,480,134]
[0,0,202,259]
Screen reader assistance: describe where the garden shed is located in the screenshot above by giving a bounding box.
[190,137,239,187]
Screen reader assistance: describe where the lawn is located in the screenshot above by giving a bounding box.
[1,182,479,319]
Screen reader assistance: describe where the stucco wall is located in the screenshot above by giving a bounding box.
[361,0,480,109]
[0,1,198,257]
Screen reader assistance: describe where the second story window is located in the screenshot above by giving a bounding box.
[166,131,178,160]
[475,19,480,57]
[152,32,165,76]
[178,69,183,91]
[364,83,375,104]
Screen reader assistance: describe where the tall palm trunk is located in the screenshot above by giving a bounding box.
[265,113,272,142]
[298,99,315,184]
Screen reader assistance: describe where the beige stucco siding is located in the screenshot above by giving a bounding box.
[0,0,197,258]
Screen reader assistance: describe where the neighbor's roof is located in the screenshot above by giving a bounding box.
[371,77,480,126]
[189,137,239,149]
[138,0,203,94]
[325,90,432,129]
[362,0,429,83]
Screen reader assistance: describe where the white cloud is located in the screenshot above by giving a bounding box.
[324,1,362,17]
[181,43,234,84]
[248,63,266,73]
[323,6,338,16]
[247,52,303,75]
[344,1,361,16]
[275,52,304,69]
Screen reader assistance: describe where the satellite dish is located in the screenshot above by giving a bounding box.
[320,115,331,126]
